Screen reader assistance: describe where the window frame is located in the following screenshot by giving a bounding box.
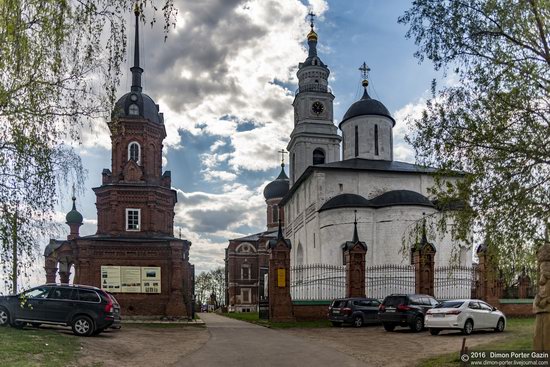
[125,208,141,231]
[128,141,141,165]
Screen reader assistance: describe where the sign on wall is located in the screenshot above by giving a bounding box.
[141,267,161,293]
[100,266,161,294]
[277,268,286,288]
[101,266,122,292]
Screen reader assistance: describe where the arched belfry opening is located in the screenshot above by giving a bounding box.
[313,148,325,165]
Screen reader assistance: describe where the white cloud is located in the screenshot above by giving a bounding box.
[392,97,428,163]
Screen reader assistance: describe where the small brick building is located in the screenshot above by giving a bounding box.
[44,9,193,317]
[225,163,289,312]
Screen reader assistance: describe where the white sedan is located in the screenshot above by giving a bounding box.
[425,299,506,335]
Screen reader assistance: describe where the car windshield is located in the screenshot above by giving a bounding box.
[435,301,464,308]
[21,287,50,299]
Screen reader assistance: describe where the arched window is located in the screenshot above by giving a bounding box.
[313,148,325,165]
[128,142,141,164]
[272,204,279,223]
[296,243,304,265]
[129,103,139,115]
[374,124,379,156]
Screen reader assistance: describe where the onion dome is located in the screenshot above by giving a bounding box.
[66,196,83,225]
[263,164,290,200]
[340,88,395,127]
[307,29,318,42]
[112,5,164,124]
[369,190,434,208]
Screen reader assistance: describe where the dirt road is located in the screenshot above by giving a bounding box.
[76,325,209,367]
[283,324,509,367]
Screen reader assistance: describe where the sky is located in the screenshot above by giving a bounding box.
[31,0,448,285]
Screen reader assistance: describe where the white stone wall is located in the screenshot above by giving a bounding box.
[285,169,469,269]
[341,115,394,161]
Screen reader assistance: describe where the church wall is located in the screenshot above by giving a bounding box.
[341,115,393,161]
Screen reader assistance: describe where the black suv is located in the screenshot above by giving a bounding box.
[378,294,438,332]
[328,297,381,327]
[0,284,121,336]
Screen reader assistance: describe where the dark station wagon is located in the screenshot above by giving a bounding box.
[328,297,381,327]
[0,283,121,336]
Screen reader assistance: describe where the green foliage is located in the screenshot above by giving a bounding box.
[195,267,225,306]
[399,0,549,278]
[0,1,176,291]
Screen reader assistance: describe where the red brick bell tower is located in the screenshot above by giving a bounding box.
[44,6,193,318]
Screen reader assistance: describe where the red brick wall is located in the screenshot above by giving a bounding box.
[493,301,534,317]
[293,303,330,321]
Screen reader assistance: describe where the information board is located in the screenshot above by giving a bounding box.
[101,266,121,292]
[141,267,161,293]
[120,267,142,293]
[277,268,286,288]
[101,266,162,294]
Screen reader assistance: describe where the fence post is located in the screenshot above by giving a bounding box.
[267,221,295,322]
[476,242,501,303]
[341,212,367,298]
[412,219,436,296]
[518,271,531,299]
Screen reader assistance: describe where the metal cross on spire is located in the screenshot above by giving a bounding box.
[278,149,288,166]
[308,10,316,29]
[359,62,371,80]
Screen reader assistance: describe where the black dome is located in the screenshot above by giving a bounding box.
[319,193,370,212]
[113,92,164,124]
[340,89,395,127]
[369,190,434,208]
[263,165,289,200]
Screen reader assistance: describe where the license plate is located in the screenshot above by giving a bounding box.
[433,314,445,317]
[333,310,340,314]
[386,309,395,313]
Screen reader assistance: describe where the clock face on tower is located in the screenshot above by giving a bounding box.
[311,101,324,115]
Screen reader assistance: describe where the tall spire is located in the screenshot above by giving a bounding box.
[277,215,284,240]
[359,62,371,99]
[352,210,359,243]
[71,184,77,211]
[307,11,318,57]
[131,3,143,93]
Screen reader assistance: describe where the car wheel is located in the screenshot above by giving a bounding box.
[463,319,474,335]
[495,318,505,332]
[383,323,395,332]
[331,321,342,327]
[92,327,105,336]
[0,308,9,327]
[353,316,363,328]
[410,316,424,332]
[429,328,441,335]
[11,320,26,329]
[71,316,94,337]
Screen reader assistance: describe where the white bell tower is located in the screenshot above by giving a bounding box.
[287,13,341,185]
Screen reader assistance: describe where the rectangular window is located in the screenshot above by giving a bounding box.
[355,125,359,157]
[242,266,250,280]
[242,289,250,303]
[374,124,379,156]
[126,208,141,231]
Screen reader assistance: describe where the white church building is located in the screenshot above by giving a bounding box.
[279,23,472,272]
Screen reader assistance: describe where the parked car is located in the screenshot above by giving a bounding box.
[425,299,506,335]
[378,294,438,332]
[328,297,381,327]
[0,284,119,336]
[106,292,122,329]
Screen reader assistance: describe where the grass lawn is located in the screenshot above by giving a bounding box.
[418,317,535,367]
[220,312,331,328]
[0,326,80,367]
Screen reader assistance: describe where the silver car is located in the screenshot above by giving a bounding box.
[425,299,506,335]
